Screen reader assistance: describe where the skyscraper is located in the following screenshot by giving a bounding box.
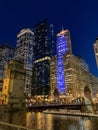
[50,53,92,99]
[33,19,56,60]
[31,19,56,96]
[50,29,98,99]
[14,28,34,96]
[56,29,72,94]
[93,37,98,67]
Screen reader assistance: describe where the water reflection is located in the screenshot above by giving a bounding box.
[26,112,98,130]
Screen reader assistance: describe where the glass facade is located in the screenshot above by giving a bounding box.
[32,59,50,96]
[31,19,55,96]
[33,20,50,60]
[15,29,34,70]
[14,29,34,95]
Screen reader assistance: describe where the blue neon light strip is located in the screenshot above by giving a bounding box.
[56,34,67,94]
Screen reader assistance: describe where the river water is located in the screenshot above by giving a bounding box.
[26,111,98,130]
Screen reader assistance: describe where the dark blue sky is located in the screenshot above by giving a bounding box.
[0,0,98,77]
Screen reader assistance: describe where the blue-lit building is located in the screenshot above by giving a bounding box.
[50,29,98,99]
[31,19,56,96]
[56,29,72,94]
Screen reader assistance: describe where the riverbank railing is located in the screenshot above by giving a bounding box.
[0,121,37,130]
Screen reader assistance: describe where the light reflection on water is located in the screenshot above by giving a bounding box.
[26,112,98,130]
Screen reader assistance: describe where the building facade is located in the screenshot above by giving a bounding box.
[50,29,98,100]
[33,19,56,60]
[50,52,98,99]
[89,73,98,98]
[63,53,90,98]
[93,37,98,67]
[32,57,51,96]
[0,60,25,105]
[31,19,56,97]
[14,29,34,96]
[0,44,15,92]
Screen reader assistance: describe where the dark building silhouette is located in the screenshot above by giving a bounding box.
[33,19,56,60]
[31,19,56,96]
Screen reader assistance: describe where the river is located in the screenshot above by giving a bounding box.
[26,111,98,130]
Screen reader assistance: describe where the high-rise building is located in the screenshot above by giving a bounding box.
[50,48,98,99]
[33,19,56,60]
[32,57,51,96]
[31,19,56,96]
[93,37,98,67]
[14,29,34,96]
[56,29,72,94]
[50,29,98,100]
[0,44,15,92]
[63,53,90,98]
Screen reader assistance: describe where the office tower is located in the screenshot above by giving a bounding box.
[14,29,34,96]
[0,44,15,92]
[93,37,98,67]
[50,29,98,99]
[50,47,98,99]
[32,57,51,96]
[56,29,72,94]
[64,53,90,98]
[33,19,56,60]
[31,19,55,96]
[64,53,98,98]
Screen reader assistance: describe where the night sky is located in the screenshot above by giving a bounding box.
[0,0,98,77]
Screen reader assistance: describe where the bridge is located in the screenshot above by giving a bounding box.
[27,103,86,112]
[26,96,97,113]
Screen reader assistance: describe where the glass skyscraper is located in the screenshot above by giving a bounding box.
[31,19,56,96]
[14,29,34,96]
